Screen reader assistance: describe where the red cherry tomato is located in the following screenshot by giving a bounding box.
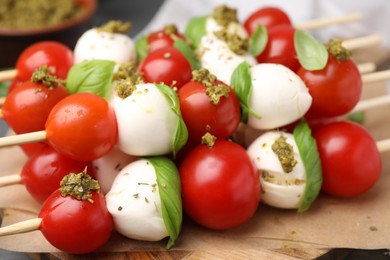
[19,142,47,158]
[21,146,91,204]
[298,54,362,118]
[256,24,300,72]
[313,121,382,197]
[244,6,292,35]
[138,46,192,89]
[180,140,261,230]
[16,41,73,81]
[2,81,68,134]
[6,78,24,94]
[147,26,186,53]
[45,93,117,162]
[39,187,113,254]
[178,80,241,143]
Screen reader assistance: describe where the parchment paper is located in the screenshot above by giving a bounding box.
[0,81,389,254]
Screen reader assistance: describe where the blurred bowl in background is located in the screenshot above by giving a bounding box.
[0,0,97,68]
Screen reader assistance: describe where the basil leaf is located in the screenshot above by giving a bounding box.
[154,83,188,157]
[136,35,148,63]
[294,30,328,71]
[66,60,115,100]
[230,61,261,123]
[293,121,322,213]
[174,38,201,70]
[147,156,182,249]
[184,16,207,49]
[0,82,10,97]
[347,111,365,124]
[250,25,268,56]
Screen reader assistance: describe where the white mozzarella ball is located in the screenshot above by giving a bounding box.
[93,146,137,194]
[205,17,248,39]
[248,64,312,130]
[112,83,178,156]
[105,159,168,241]
[247,131,306,209]
[197,33,257,84]
[73,28,137,64]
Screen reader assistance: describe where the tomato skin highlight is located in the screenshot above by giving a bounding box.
[178,81,241,143]
[39,190,113,254]
[2,81,68,134]
[313,121,382,197]
[21,146,90,204]
[244,6,292,35]
[45,93,117,162]
[298,55,362,117]
[15,41,73,81]
[138,46,192,88]
[180,140,261,230]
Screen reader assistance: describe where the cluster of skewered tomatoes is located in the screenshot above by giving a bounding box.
[0,4,385,254]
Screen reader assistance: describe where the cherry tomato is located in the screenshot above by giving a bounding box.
[19,142,47,158]
[21,146,91,204]
[180,140,261,230]
[138,46,192,88]
[244,6,292,35]
[15,41,73,81]
[298,54,362,118]
[313,121,382,197]
[38,179,113,254]
[6,78,24,94]
[45,93,117,162]
[147,25,187,53]
[178,80,241,143]
[256,24,300,72]
[2,81,68,134]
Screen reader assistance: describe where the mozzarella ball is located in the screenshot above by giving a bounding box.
[93,146,137,194]
[112,83,179,156]
[105,159,168,241]
[73,28,137,64]
[247,131,306,209]
[248,64,312,130]
[205,17,248,39]
[197,33,257,85]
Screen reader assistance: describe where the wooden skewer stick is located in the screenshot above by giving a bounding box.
[362,70,390,84]
[0,174,21,187]
[342,35,382,50]
[0,130,46,147]
[0,69,17,83]
[377,139,390,153]
[357,62,376,74]
[0,218,41,236]
[351,95,390,113]
[295,13,362,31]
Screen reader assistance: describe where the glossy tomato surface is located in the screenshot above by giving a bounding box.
[180,140,261,230]
[178,81,241,143]
[147,28,186,53]
[16,41,73,81]
[244,6,292,35]
[21,146,90,204]
[138,46,192,88]
[313,121,382,197]
[256,24,299,72]
[298,54,362,118]
[45,93,117,162]
[39,190,113,254]
[2,81,68,134]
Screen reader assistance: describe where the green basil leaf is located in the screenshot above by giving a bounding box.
[250,25,268,56]
[293,120,322,213]
[0,82,10,97]
[294,30,328,71]
[230,61,261,123]
[66,60,115,100]
[136,35,148,63]
[174,38,201,70]
[154,83,188,157]
[347,111,365,124]
[184,15,207,49]
[147,156,182,249]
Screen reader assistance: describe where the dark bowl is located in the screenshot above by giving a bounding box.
[0,0,97,68]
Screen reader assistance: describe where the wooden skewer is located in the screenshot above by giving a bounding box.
[0,69,17,83]
[361,70,390,84]
[357,62,376,74]
[0,131,46,147]
[0,218,41,236]
[351,95,390,113]
[0,174,21,187]
[377,139,390,153]
[295,13,362,31]
[342,35,382,50]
